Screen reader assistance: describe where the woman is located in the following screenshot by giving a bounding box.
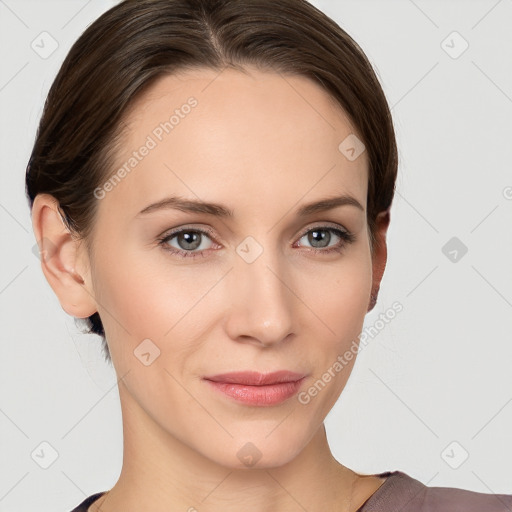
[25,0,512,511]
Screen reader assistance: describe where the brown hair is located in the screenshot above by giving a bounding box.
[25,0,398,364]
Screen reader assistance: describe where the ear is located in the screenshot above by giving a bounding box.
[367,209,391,312]
[31,193,97,318]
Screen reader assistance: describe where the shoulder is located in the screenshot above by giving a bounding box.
[69,491,107,512]
[359,470,512,512]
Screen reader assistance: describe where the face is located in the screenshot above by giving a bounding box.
[81,67,375,468]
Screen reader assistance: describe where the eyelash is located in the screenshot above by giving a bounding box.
[156,224,356,259]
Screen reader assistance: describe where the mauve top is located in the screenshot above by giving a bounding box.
[70,470,512,511]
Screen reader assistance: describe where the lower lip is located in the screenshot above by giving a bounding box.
[204,378,306,406]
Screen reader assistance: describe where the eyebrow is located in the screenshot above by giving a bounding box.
[136,194,364,218]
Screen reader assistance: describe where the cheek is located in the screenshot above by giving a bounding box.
[295,253,372,398]
[91,243,224,363]
[300,255,372,338]
[298,265,371,415]
[90,246,177,350]
[94,261,169,336]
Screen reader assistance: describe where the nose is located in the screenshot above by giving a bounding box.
[224,247,295,347]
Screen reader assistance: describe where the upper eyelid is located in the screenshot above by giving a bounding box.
[296,222,349,237]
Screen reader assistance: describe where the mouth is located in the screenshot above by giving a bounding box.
[203,370,307,386]
[203,371,308,406]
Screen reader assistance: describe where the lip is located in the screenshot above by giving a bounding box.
[203,371,307,406]
[203,370,307,385]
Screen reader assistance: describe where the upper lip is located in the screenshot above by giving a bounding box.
[204,370,307,386]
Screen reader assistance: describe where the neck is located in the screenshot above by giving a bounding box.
[94,382,361,512]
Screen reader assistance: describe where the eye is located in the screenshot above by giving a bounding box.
[157,224,356,259]
[294,225,356,255]
[157,227,217,258]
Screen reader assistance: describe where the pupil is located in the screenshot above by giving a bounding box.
[179,231,201,250]
[309,229,330,248]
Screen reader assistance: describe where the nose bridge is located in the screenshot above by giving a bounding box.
[225,235,295,345]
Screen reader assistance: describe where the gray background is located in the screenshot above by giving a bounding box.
[1,0,511,510]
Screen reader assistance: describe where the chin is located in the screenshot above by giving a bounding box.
[198,430,309,471]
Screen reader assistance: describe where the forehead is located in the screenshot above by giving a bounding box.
[102,66,368,219]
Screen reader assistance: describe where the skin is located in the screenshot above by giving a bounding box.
[32,67,390,512]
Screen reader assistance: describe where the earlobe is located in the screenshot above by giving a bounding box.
[31,194,97,318]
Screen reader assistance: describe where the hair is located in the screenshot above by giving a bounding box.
[25,0,398,364]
